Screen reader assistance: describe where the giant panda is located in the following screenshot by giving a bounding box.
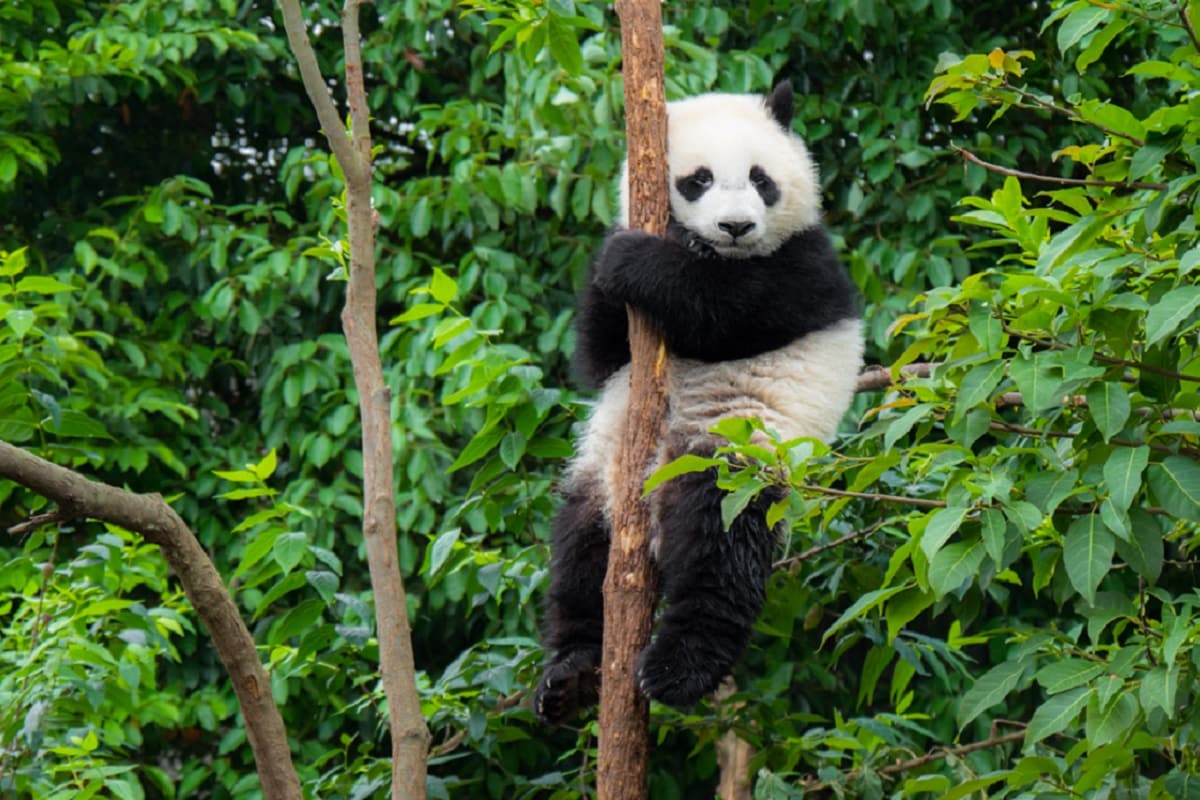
[535,81,863,725]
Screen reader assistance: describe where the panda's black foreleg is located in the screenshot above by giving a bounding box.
[637,468,779,709]
[535,482,610,725]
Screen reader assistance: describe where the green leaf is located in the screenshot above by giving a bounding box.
[1140,664,1178,717]
[1036,658,1104,694]
[958,659,1027,730]
[1165,770,1200,800]
[1145,285,1200,346]
[981,508,1009,567]
[5,309,34,338]
[1148,457,1200,521]
[428,527,461,578]
[1026,469,1079,516]
[15,275,75,294]
[213,468,259,483]
[821,584,911,646]
[1113,509,1163,581]
[545,13,584,75]
[1076,16,1129,72]
[1009,353,1060,412]
[429,268,458,304]
[448,426,504,472]
[273,531,308,573]
[1063,513,1114,605]
[1086,690,1137,747]
[1086,382,1130,442]
[392,302,446,323]
[720,482,761,531]
[929,540,985,598]
[920,505,967,560]
[883,402,934,450]
[643,454,720,495]
[234,527,282,578]
[885,587,933,644]
[410,196,433,238]
[271,599,324,644]
[1129,141,1171,181]
[306,569,338,604]
[1057,5,1108,52]
[1103,445,1148,512]
[499,430,526,469]
[1,247,27,276]
[1076,99,1146,141]
[954,361,1005,419]
[253,448,278,481]
[1025,686,1090,746]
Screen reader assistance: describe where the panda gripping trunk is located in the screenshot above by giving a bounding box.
[537,80,864,721]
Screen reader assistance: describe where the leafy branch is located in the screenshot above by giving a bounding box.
[0,440,302,799]
[954,146,1167,191]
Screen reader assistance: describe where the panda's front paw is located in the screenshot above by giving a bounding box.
[636,637,725,709]
[534,648,601,726]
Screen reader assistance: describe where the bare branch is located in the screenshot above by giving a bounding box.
[855,363,936,392]
[773,520,889,571]
[5,508,74,537]
[275,0,363,183]
[0,440,301,800]
[277,0,433,795]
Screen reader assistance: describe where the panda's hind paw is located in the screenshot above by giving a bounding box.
[534,648,600,726]
[635,639,724,710]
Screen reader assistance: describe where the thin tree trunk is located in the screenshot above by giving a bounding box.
[597,2,669,799]
[0,442,302,800]
[275,2,430,797]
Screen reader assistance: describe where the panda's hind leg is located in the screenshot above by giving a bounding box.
[637,467,779,709]
[535,481,609,725]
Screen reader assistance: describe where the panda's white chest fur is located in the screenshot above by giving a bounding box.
[569,317,863,519]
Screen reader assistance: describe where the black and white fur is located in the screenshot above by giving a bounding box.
[535,82,863,724]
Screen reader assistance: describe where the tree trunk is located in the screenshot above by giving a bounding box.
[597,2,669,799]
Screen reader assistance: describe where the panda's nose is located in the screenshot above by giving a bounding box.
[718,220,756,239]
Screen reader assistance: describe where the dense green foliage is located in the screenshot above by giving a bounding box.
[1,0,1198,797]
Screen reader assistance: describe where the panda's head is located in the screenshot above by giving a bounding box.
[619,81,821,260]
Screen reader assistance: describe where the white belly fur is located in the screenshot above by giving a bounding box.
[570,317,864,515]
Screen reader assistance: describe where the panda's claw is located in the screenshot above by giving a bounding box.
[534,648,601,726]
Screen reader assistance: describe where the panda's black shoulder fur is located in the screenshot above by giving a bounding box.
[573,221,860,388]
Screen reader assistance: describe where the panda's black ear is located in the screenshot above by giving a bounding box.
[767,80,795,130]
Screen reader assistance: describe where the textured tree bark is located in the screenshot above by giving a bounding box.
[715,681,754,800]
[0,441,302,800]
[597,2,669,799]
[276,1,430,797]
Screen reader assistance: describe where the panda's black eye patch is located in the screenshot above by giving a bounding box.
[750,166,780,207]
[676,167,713,202]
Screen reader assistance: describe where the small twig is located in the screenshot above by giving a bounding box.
[428,691,527,759]
[773,520,889,571]
[6,508,74,537]
[1003,325,1200,384]
[799,484,947,509]
[856,363,937,393]
[954,147,1167,191]
[801,728,1027,793]
[999,82,1146,147]
[878,729,1026,776]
